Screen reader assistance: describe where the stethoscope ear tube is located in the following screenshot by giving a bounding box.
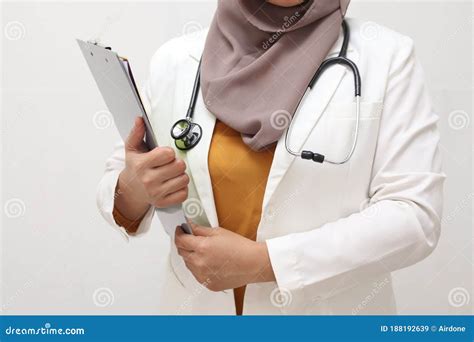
[286,95,361,165]
[284,20,362,165]
[187,59,202,120]
[309,57,361,97]
[171,20,362,161]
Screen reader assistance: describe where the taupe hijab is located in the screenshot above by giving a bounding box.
[201,0,350,151]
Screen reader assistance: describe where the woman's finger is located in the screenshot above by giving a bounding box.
[187,220,215,237]
[142,146,176,168]
[161,174,190,197]
[177,247,193,259]
[154,187,188,208]
[174,226,203,251]
[125,117,147,153]
[155,159,187,182]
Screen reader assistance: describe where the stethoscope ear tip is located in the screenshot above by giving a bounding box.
[301,150,325,163]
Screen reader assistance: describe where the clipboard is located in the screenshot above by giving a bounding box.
[77,39,192,235]
[76,39,157,150]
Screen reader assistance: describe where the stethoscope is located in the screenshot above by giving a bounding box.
[171,20,361,165]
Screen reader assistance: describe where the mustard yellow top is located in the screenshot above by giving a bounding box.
[208,120,276,315]
[114,120,276,315]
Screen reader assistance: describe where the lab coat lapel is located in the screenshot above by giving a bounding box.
[184,96,219,227]
[261,44,355,210]
[184,37,219,228]
[185,30,355,223]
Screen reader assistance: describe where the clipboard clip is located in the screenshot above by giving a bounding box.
[87,39,112,50]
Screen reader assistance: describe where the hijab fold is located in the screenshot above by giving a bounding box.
[201,0,351,151]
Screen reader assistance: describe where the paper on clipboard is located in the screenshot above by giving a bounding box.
[77,39,192,234]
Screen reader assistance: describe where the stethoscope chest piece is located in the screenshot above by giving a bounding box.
[171,118,203,150]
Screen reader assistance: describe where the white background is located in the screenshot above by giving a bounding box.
[1,1,472,314]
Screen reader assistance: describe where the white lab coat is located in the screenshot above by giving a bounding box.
[97,19,445,315]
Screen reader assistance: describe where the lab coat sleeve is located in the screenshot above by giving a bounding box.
[95,80,155,242]
[266,37,446,302]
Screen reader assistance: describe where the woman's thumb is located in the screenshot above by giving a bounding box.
[125,117,146,152]
[187,220,214,236]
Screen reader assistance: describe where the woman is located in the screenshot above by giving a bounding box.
[97,0,445,315]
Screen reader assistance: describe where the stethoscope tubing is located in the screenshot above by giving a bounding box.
[282,19,362,165]
[284,93,361,165]
[186,59,202,120]
[172,20,362,161]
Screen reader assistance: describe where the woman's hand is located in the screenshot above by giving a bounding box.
[115,117,190,221]
[175,222,275,291]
